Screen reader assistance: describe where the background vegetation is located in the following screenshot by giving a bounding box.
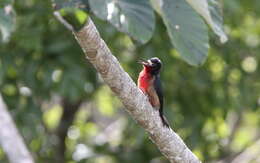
[1,0,260,162]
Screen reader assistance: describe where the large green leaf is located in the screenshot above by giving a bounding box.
[89,0,155,44]
[185,0,227,43]
[0,4,15,42]
[208,0,227,43]
[152,0,209,65]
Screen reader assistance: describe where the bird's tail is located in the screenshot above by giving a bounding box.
[159,110,169,128]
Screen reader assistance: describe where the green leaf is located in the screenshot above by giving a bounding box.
[75,9,88,24]
[53,0,89,30]
[0,4,15,42]
[185,0,228,43]
[154,0,209,65]
[89,0,155,44]
[59,8,89,30]
[43,105,63,130]
[208,0,228,43]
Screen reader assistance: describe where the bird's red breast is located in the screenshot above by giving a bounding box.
[138,68,152,93]
[138,67,160,109]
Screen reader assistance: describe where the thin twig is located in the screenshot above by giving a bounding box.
[53,11,75,32]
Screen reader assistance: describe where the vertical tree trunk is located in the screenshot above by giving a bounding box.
[0,94,34,163]
[55,99,81,163]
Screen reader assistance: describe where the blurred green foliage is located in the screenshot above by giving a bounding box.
[0,0,260,163]
[54,0,225,65]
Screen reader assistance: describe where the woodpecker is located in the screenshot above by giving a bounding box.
[138,57,169,128]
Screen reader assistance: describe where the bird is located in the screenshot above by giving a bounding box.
[137,57,169,128]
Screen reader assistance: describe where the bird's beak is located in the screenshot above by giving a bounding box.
[138,59,149,66]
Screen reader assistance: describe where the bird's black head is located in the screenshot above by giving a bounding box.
[139,57,162,75]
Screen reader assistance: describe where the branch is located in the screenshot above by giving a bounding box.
[53,11,75,32]
[215,127,260,163]
[230,138,260,163]
[226,109,243,148]
[55,13,201,163]
[0,94,34,163]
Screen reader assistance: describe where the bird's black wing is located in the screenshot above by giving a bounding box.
[154,75,163,111]
[154,75,169,127]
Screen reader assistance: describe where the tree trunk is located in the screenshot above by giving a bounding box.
[0,94,34,163]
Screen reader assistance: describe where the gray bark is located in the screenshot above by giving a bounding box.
[0,94,34,163]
